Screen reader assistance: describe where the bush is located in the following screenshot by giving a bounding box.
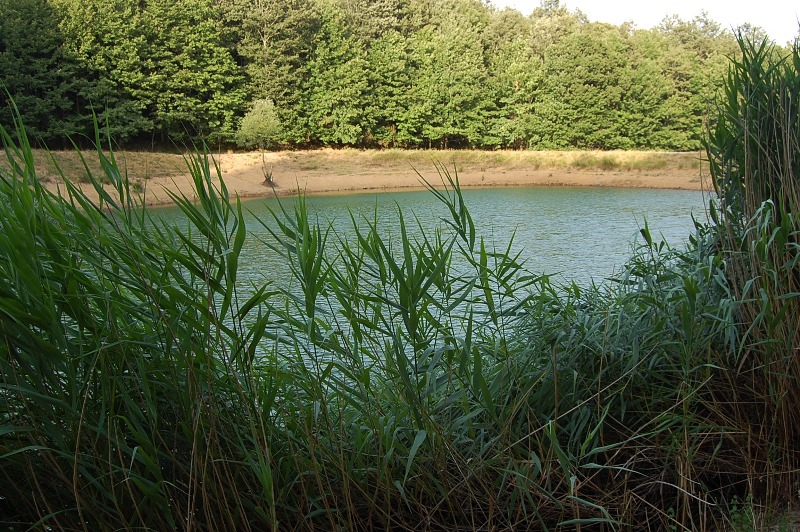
[235,98,281,150]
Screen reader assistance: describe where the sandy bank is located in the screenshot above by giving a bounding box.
[44,149,712,206]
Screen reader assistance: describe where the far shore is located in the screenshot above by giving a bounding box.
[36,148,712,206]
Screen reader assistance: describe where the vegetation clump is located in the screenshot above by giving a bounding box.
[0,0,778,150]
[236,99,282,150]
[0,37,798,530]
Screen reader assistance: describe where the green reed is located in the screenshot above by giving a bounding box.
[0,127,723,529]
[703,36,800,518]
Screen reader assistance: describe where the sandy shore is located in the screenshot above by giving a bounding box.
[46,149,712,206]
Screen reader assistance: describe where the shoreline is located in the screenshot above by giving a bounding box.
[129,167,712,207]
[40,149,712,206]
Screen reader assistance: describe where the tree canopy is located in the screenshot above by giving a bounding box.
[1,0,783,150]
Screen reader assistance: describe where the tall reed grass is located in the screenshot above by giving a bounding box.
[703,37,800,517]
[1,36,798,530]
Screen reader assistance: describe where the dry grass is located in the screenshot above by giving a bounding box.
[301,148,704,173]
[0,148,188,183]
[4,148,704,185]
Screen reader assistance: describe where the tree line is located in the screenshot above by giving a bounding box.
[0,0,778,150]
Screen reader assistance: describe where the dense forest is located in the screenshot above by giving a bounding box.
[0,0,781,150]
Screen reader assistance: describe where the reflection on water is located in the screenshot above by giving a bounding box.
[155,186,709,287]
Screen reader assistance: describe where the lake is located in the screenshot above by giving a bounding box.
[157,186,710,287]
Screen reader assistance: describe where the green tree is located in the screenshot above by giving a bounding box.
[485,35,542,148]
[537,23,633,148]
[0,0,79,144]
[629,29,699,150]
[402,0,493,147]
[528,1,586,59]
[305,3,373,145]
[364,30,411,146]
[336,0,407,41]
[139,0,246,143]
[222,0,320,144]
[613,30,674,149]
[656,13,739,148]
[54,0,153,143]
[236,99,281,149]
[0,0,743,150]
[483,9,541,148]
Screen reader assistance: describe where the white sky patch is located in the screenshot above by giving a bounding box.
[489,0,800,46]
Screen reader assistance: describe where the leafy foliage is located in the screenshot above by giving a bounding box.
[703,38,800,511]
[0,0,80,144]
[221,0,321,144]
[138,0,247,143]
[1,0,776,149]
[235,99,281,149]
[53,0,153,142]
[305,3,373,145]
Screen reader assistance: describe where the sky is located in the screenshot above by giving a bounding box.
[489,0,800,45]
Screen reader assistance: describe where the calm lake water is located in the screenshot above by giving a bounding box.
[158,186,709,287]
